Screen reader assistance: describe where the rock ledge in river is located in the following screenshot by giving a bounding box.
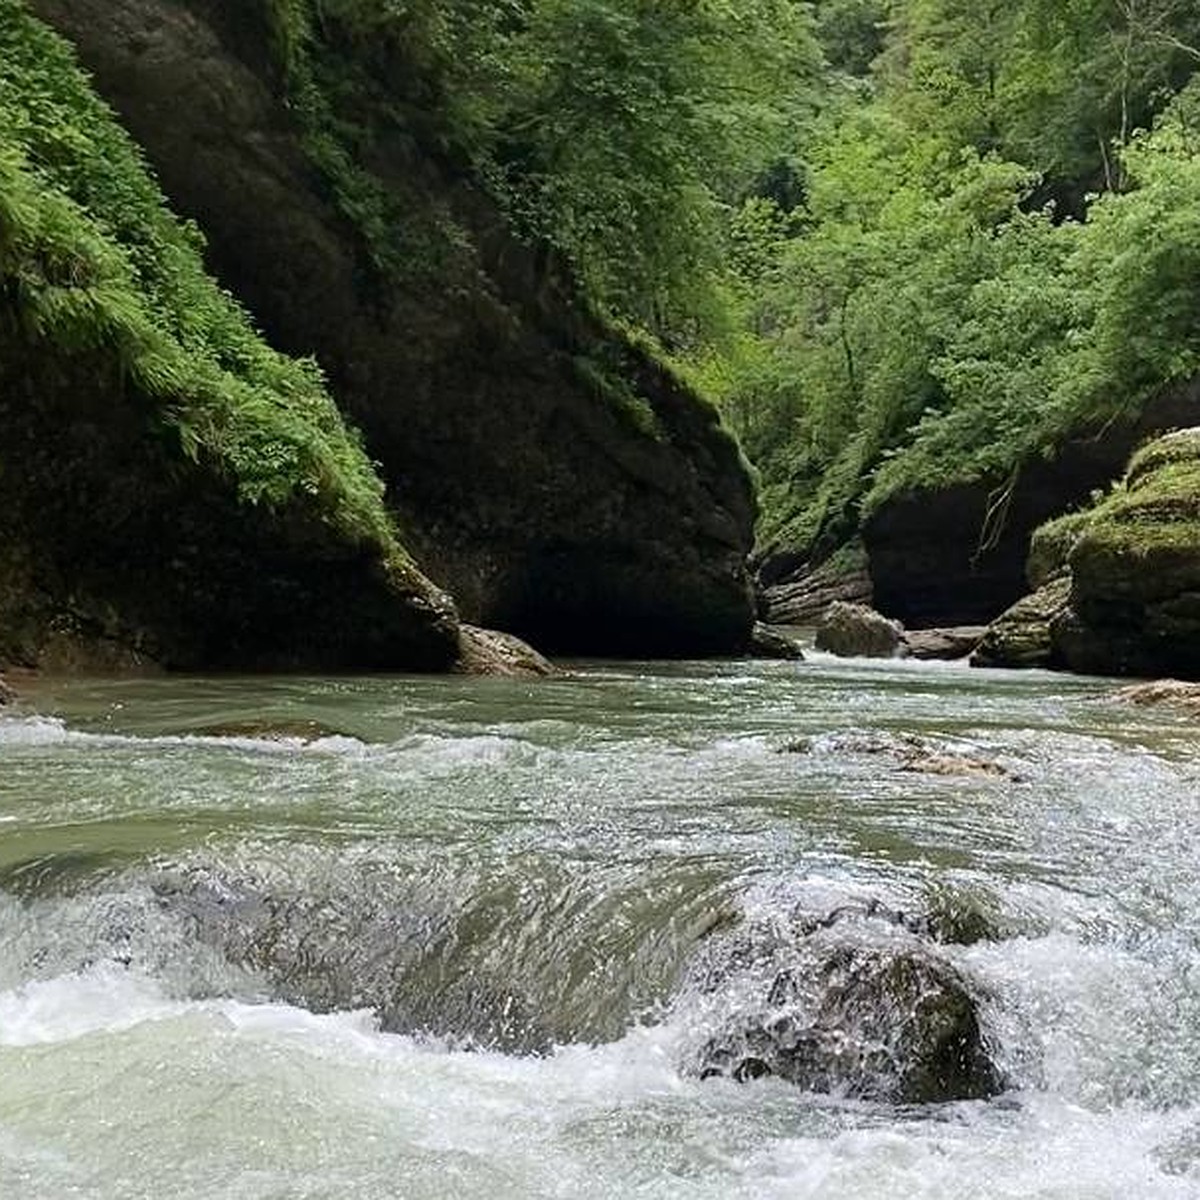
[456,626,557,677]
[779,730,1020,781]
[748,623,805,661]
[815,602,906,659]
[903,627,987,661]
[970,578,1072,671]
[1114,679,1200,716]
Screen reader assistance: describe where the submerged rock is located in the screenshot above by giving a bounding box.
[1114,679,1200,717]
[686,903,1006,1105]
[815,602,906,659]
[899,753,1012,780]
[779,730,1020,781]
[455,626,558,677]
[187,719,352,744]
[152,870,555,1055]
[748,623,805,661]
[0,675,13,705]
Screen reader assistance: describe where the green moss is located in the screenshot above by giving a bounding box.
[262,0,478,292]
[572,353,664,441]
[0,0,411,568]
[1056,432,1200,587]
[1126,429,1200,488]
[1027,508,1095,588]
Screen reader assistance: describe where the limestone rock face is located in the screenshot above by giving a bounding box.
[862,382,1200,629]
[0,283,460,674]
[29,0,757,657]
[815,602,905,659]
[760,551,873,626]
[971,578,1072,671]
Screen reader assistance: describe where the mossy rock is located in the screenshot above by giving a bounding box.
[1027,510,1094,591]
[1061,429,1200,676]
[971,577,1072,671]
[0,2,459,671]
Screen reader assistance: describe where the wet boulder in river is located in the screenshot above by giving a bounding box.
[684,896,1006,1105]
[700,940,1008,1099]
[815,602,906,659]
[695,939,1003,1104]
[748,623,806,661]
[455,625,558,677]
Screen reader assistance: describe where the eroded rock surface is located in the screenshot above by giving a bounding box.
[971,578,1072,671]
[780,730,1021,781]
[815,602,906,659]
[456,625,558,677]
[684,901,1007,1104]
[903,627,987,661]
[1114,679,1200,716]
[760,552,873,626]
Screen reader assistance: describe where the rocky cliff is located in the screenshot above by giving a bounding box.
[26,0,756,657]
[0,1,459,672]
[975,422,1200,679]
[861,382,1200,629]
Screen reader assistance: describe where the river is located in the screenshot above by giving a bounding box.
[1,654,1199,1198]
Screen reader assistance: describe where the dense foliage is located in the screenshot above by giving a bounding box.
[293,0,1200,566]
[0,0,407,559]
[265,0,820,341]
[704,0,1200,561]
[10,0,1200,581]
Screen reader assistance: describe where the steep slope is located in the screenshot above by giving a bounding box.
[974,420,1200,678]
[862,384,1200,628]
[0,2,458,671]
[28,0,757,656]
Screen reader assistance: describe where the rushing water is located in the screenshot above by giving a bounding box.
[2,653,1200,1198]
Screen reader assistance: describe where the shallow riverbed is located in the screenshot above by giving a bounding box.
[2,654,1199,1198]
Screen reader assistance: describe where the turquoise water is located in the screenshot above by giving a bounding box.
[2,655,1199,1198]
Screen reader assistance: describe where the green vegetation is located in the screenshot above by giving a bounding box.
[260,0,819,344]
[1076,429,1200,562]
[10,0,1200,607]
[704,0,1200,562]
[0,0,407,561]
